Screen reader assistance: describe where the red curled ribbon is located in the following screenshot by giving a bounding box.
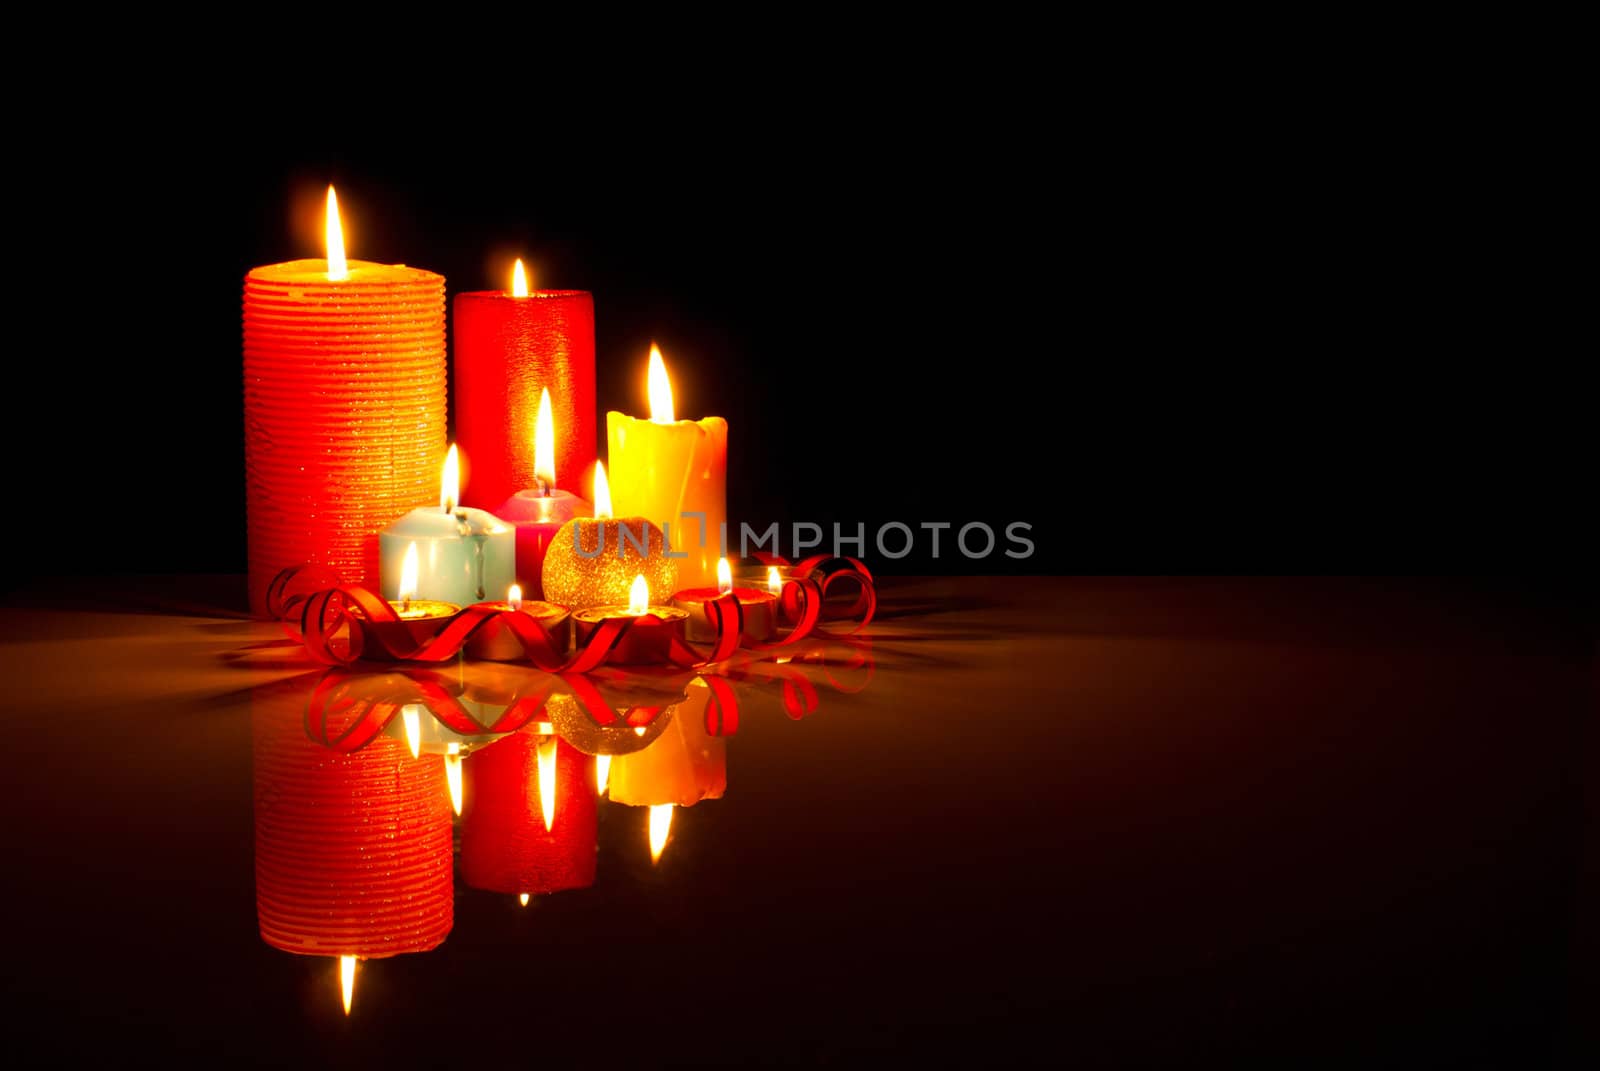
[266,555,875,670]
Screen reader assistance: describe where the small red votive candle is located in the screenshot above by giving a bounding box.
[571,575,688,665]
[672,559,776,644]
[464,584,571,661]
[494,387,593,598]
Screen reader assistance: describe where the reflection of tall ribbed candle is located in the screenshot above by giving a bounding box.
[243,187,446,615]
[252,675,454,960]
[460,730,597,896]
[454,264,595,512]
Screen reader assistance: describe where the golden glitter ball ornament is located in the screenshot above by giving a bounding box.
[542,516,680,611]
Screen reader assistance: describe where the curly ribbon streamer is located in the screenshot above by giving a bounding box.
[267,554,874,671]
[754,554,877,634]
[267,566,745,671]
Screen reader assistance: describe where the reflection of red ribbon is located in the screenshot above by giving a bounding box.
[304,668,664,754]
[268,556,875,670]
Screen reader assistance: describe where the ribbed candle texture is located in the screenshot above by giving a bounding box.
[244,259,447,615]
[252,676,454,958]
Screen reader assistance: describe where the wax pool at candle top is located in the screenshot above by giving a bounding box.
[378,506,515,606]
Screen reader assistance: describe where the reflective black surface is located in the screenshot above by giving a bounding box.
[2,576,1594,1066]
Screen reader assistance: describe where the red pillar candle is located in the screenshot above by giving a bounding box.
[252,675,454,961]
[243,187,446,616]
[454,261,595,512]
[460,730,598,897]
[493,386,593,598]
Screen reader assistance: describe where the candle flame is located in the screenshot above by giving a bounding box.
[647,344,675,423]
[595,755,611,796]
[511,258,529,297]
[445,743,463,816]
[534,388,556,489]
[441,444,460,513]
[767,566,782,596]
[593,462,613,519]
[649,804,674,864]
[717,557,733,595]
[401,704,422,760]
[629,574,649,616]
[508,584,523,611]
[537,736,558,832]
[519,893,530,907]
[340,955,356,1016]
[399,543,419,605]
[325,186,348,281]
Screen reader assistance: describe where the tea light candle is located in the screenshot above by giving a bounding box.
[494,389,593,599]
[379,444,515,607]
[388,543,461,646]
[571,575,688,665]
[672,558,776,644]
[464,583,572,662]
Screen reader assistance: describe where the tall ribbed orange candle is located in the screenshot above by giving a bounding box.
[243,187,446,615]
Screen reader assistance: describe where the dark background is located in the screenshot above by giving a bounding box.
[19,106,1593,584]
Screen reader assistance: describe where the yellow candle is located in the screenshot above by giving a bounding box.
[606,344,727,590]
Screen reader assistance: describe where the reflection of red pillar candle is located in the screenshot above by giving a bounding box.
[243,259,446,616]
[460,731,597,895]
[608,681,726,806]
[454,290,596,511]
[252,677,454,957]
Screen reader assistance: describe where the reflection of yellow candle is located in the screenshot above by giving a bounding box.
[606,345,727,590]
[607,679,726,806]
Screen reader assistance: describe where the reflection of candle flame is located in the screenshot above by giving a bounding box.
[534,388,556,490]
[401,705,422,760]
[511,257,529,297]
[649,803,673,864]
[628,574,649,616]
[595,755,611,796]
[593,462,612,519]
[647,344,675,423]
[537,737,558,832]
[325,186,348,281]
[767,566,782,596]
[441,444,460,514]
[717,557,732,595]
[340,955,356,1016]
[445,743,463,816]
[519,893,530,907]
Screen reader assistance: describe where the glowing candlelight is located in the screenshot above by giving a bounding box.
[596,755,611,796]
[767,566,782,596]
[649,803,674,864]
[340,955,356,1015]
[534,389,556,491]
[537,736,558,832]
[717,557,733,595]
[402,704,422,760]
[445,742,463,816]
[511,257,529,297]
[593,462,613,519]
[629,574,650,616]
[324,186,347,281]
